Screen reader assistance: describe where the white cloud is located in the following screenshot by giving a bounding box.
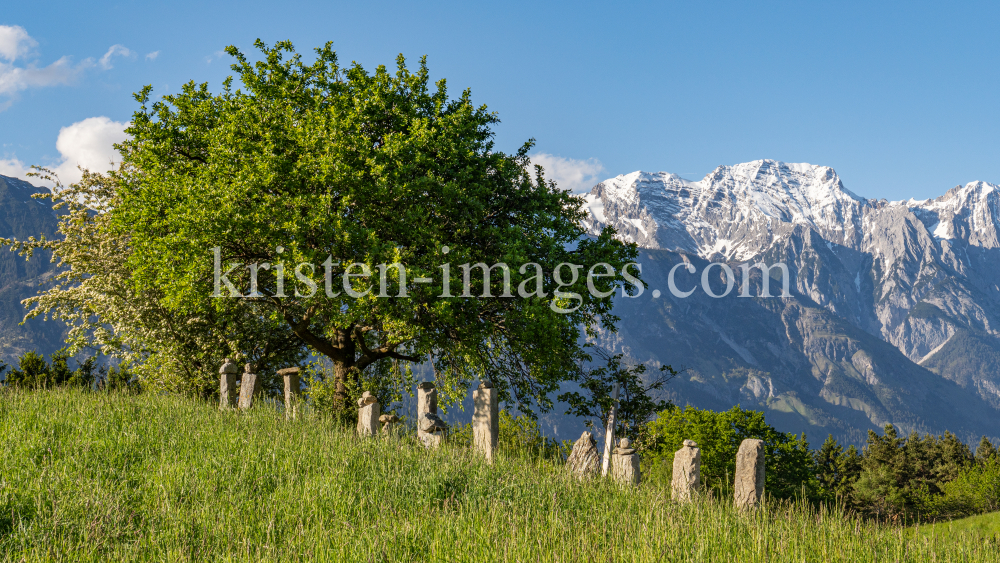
[99,44,133,69]
[50,117,130,185]
[0,26,135,110]
[0,27,83,99]
[145,50,160,61]
[0,56,85,96]
[528,153,605,193]
[0,156,31,180]
[0,25,37,62]
[0,117,129,186]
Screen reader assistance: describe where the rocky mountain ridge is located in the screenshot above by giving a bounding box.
[583,160,1000,444]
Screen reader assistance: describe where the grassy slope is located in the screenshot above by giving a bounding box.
[0,389,999,562]
[916,512,1000,537]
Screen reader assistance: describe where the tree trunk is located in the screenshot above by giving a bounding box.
[330,327,357,413]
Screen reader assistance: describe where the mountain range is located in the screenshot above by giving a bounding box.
[581,160,1000,445]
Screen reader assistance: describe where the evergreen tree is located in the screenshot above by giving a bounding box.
[975,436,997,465]
[4,349,98,389]
[840,445,863,496]
[813,434,863,505]
[813,434,843,502]
[854,425,907,520]
[934,431,973,485]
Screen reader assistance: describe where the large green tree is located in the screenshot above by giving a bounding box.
[111,40,638,412]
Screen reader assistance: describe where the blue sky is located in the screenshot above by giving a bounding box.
[1,0,998,200]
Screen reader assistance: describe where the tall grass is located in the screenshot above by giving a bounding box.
[0,388,997,562]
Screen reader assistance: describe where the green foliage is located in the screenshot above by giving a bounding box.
[2,388,998,561]
[109,39,638,416]
[302,356,415,424]
[850,424,973,522]
[813,434,862,504]
[98,364,140,393]
[558,347,675,441]
[3,168,305,398]
[4,349,99,389]
[451,409,567,460]
[639,405,817,500]
[924,440,1000,519]
[976,436,998,465]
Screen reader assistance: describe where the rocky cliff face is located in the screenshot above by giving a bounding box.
[0,175,64,363]
[584,160,1000,445]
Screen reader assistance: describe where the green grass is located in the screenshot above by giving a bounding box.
[1,388,999,562]
[916,511,1000,538]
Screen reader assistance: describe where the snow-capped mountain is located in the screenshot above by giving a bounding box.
[582,160,867,260]
[583,160,1000,445]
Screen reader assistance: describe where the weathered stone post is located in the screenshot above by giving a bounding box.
[601,382,620,476]
[219,358,239,410]
[671,439,701,502]
[734,438,765,509]
[416,381,444,448]
[610,438,641,486]
[418,412,448,447]
[356,391,381,437]
[278,367,301,420]
[472,379,499,462]
[566,431,601,479]
[237,363,259,410]
[417,381,437,417]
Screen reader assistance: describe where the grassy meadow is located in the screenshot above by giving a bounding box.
[915,511,1000,539]
[0,388,998,562]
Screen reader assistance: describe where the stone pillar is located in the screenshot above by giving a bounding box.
[417,381,437,417]
[671,439,701,502]
[610,438,641,486]
[278,367,301,420]
[219,358,239,409]
[356,391,381,437]
[418,412,448,447]
[601,382,620,476]
[237,363,259,410]
[416,382,442,448]
[566,431,601,479]
[472,379,499,462]
[734,438,765,510]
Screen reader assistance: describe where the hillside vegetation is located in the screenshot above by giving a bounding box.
[1,388,998,562]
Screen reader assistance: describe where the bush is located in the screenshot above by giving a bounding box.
[639,405,817,500]
[926,445,1000,519]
